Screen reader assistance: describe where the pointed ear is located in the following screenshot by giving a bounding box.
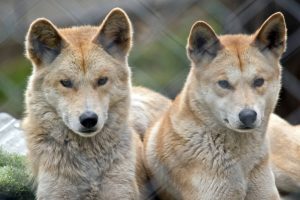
[25,18,65,66]
[93,8,133,61]
[187,21,222,64]
[253,12,287,57]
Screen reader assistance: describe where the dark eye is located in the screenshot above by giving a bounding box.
[253,78,264,88]
[60,79,73,88]
[218,80,232,89]
[97,77,108,86]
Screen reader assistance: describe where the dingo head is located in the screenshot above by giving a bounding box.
[186,13,287,132]
[25,8,132,137]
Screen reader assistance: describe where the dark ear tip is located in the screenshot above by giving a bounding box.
[110,7,127,14]
[103,7,132,32]
[189,21,218,40]
[271,12,284,19]
[257,12,287,36]
[101,7,133,37]
[25,18,62,66]
[253,12,287,56]
[29,18,54,29]
[187,20,221,63]
[106,7,129,19]
[93,7,133,60]
[267,12,286,24]
[192,21,207,27]
[27,18,59,44]
[188,20,218,46]
[191,21,213,32]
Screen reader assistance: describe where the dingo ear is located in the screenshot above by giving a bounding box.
[93,8,133,61]
[253,12,287,57]
[25,18,65,66]
[187,21,222,64]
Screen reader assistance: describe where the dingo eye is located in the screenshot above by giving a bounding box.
[60,79,73,88]
[97,77,108,86]
[253,78,264,88]
[218,80,232,89]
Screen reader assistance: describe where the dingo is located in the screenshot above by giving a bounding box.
[23,8,147,199]
[144,12,286,199]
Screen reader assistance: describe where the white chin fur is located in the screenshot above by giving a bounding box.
[223,120,257,133]
[73,130,100,137]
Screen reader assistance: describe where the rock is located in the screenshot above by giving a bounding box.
[0,113,27,155]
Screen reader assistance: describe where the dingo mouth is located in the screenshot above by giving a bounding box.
[79,128,97,134]
[238,125,255,130]
[224,118,257,132]
[76,127,100,137]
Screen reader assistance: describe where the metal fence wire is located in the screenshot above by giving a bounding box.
[0,0,300,199]
[0,0,299,123]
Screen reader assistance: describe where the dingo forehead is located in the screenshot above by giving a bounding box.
[199,34,279,81]
[219,34,253,57]
[58,26,106,73]
[59,26,98,44]
[195,34,281,84]
[219,35,253,71]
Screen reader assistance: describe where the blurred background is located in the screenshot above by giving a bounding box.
[0,0,299,124]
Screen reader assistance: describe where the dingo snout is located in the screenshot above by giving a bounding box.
[79,111,98,132]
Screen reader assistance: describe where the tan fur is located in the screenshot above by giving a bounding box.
[268,114,300,193]
[144,13,287,199]
[130,87,171,198]
[130,87,171,139]
[22,8,147,200]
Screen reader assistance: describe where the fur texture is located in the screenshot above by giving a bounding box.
[268,114,300,194]
[144,12,287,200]
[130,87,171,140]
[23,8,143,199]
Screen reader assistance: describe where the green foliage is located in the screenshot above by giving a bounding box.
[0,149,34,200]
[0,57,31,117]
[130,32,189,98]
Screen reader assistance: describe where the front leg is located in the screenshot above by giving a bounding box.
[245,157,280,200]
[36,172,81,200]
[100,159,140,200]
[100,170,139,200]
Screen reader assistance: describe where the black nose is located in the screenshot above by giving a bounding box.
[79,111,98,129]
[239,109,257,128]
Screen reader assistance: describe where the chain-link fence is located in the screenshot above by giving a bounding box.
[0,0,299,122]
[0,0,300,199]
